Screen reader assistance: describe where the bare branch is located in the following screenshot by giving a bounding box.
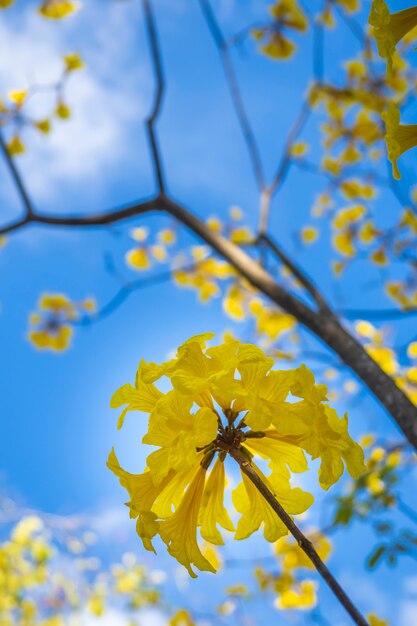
[340,308,417,320]
[143,0,167,194]
[197,0,265,190]
[230,447,369,626]
[260,232,331,312]
[0,130,35,218]
[0,197,161,235]
[269,100,311,197]
[79,263,196,326]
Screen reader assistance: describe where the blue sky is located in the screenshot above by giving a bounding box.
[1,0,417,624]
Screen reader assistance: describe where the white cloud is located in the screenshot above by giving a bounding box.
[71,608,167,626]
[91,505,131,535]
[404,576,417,595]
[401,601,417,626]
[0,1,149,200]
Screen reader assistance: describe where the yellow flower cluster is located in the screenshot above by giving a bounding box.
[172,209,253,302]
[369,0,417,78]
[2,53,84,157]
[256,531,332,609]
[355,320,398,376]
[174,246,233,302]
[126,226,177,271]
[0,515,161,625]
[28,293,95,351]
[354,320,417,406]
[252,0,307,60]
[334,433,403,525]
[108,334,364,577]
[319,0,359,29]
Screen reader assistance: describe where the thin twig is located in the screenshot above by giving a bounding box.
[229,446,369,626]
[0,130,35,217]
[197,0,265,190]
[269,99,312,198]
[339,308,417,320]
[143,0,166,194]
[397,497,417,526]
[78,263,197,326]
[260,232,332,312]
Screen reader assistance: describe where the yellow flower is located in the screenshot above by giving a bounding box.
[173,255,232,303]
[34,119,51,134]
[233,468,313,543]
[254,0,307,60]
[88,593,105,616]
[359,220,378,244]
[207,216,223,232]
[158,228,176,244]
[223,284,246,320]
[63,52,85,72]
[0,0,14,7]
[126,248,150,271]
[131,226,149,242]
[230,206,243,220]
[151,244,167,262]
[407,342,417,359]
[29,326,72,351]
[366,345,398,376]
[170,609,195,626]
[159,467,216,577]
[230,226,254,244]
[199,459,234,545]
[365,473,385,495]
[250,299,296,340]
[143,392,218,483]
[275,579,316,609]
[27,293,84,352]
[333,231,355,257]
[368,615,388,626]
[109,335,364,576]
[82,298,96,312]
[7,134,25,156]
[110,364,163,430]
[289,142,308,157]
[55,101,71,119]
[383,103,417,180]
[275,531,332,570]
[300,226,318,244]
[371,248,388,266]
[38,0,80,19]
[8,89,27,107]
[360,433,375,448]
[369,0,417,77]
[320,0,358,28]
[355,320,377,339]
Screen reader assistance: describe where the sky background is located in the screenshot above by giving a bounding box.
[1,0,417,624]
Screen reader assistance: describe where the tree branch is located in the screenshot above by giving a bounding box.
[143,0,167,194]
[259,232,331,312]
[0,197,161,235]
[230,446,369,626]
[0,130,35,218]
[197,0,265,190]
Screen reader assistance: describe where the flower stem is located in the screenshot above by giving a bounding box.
[229,446,369,626]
